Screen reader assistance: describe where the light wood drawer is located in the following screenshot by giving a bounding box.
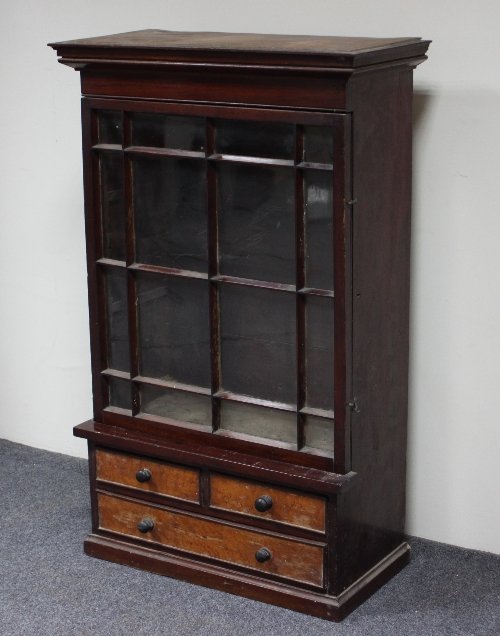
[95,449,199,503]
[210,474,326,532]
[98,493,324,587]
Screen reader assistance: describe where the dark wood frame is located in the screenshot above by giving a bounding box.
[50,30,430,621]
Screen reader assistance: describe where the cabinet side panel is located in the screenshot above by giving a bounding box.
[335,69,413,593]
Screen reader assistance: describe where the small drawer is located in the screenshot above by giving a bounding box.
[210,474,326,532]
[95,448,199,503]
[98,492,324,587]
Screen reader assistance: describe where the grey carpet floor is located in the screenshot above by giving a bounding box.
[0,439,498,636]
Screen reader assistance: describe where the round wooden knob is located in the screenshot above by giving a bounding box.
[137,518,155,533]
[255,548,272,563]
[254,495,273,512]
[136,468,152,483]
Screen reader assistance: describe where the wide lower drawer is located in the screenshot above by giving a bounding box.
[95,449,199,503]
[97,492,325,587]
[210,473,326,532]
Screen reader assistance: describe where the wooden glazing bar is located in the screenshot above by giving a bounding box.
[96,257,126,269]
[91,143,123,152]
[298,287,335,298]
[214,390,296,414]
[211,274,295,293]
[295,125,306,450]
[206,118,221,431]
[132,375,212,396]
[124,146,205,160]
[128,262,208,280]
[296,161,334,171]
[300,406,335,420]
[123,110,139,415]
[207,153,294,168]
[101,368,130,381]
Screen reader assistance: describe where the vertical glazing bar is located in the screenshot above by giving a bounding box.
[207,118,221,431]
[123,110,140,415]
[295,125,306,450]
[333,114,353,474]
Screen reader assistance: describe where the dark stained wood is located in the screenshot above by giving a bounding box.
[84,533,410,621]
[210,473,326,532]
[49,30,429,70]
[54,29,429,621]
[98,492,325,587]
[334,68,414,594]
[95,448,200,502]
[74,420,354,495]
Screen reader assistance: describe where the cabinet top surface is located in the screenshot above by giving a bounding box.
[49,29,430,69]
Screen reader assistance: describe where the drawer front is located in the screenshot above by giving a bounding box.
[95,449,199,503]
[98,493,324,587]
[210,474,326,532]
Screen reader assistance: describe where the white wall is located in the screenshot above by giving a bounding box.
[1,1,499,554]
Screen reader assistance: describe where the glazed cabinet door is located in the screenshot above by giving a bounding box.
[82,99,352,473]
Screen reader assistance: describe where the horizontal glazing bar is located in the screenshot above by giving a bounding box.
[300,406,335,420]
[92,143,123,152]
[124,146,206,160]
[101,368,130,380]
[208,153,295,168]
[215,429,297,451]
[97,257,126,269]
[129,263,209,280]
[214,390,296,413]
[296,161,333,171]
[298,287,335,298]
[133,375,211,396]
[211,275,296,293]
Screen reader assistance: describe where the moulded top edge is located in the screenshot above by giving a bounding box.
[48,29,431,70]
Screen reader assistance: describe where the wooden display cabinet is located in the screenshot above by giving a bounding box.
[49,30,430,621]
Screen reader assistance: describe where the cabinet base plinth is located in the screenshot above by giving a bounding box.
[84,534,410,621]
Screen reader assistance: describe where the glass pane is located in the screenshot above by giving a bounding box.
[132,113,205,151]
[305,170,334,291]
[216,119,294,159]
[137,273,210,388]
[107,377,131,410]
[303,415,334,453]
[133,157,207,272]
[140,384,211,428]
[218,164,295,284]
[303,126,334,164]
[104,268,129,372]
[220,285,296,404]
[306,296,334,411]
[220,401,297,445]
[98,111,122,145]
[100,153,125,261]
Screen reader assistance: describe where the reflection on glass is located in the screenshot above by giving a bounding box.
[218,164,295,284]
[216,119,295,159]
[100,153,125,261]
[305,296,334,411]
[305,170,334,291]
[219,401,297,445]
[220,285,296,404]
[303,415,334,453]
[303,126,334,164]
[98,111,122,145]
[137,273,210,388]
[133,157,207,272]
[140,384,211,428]
[104,268,129,372]
[132,113,205,150]
[107,377,131,410]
